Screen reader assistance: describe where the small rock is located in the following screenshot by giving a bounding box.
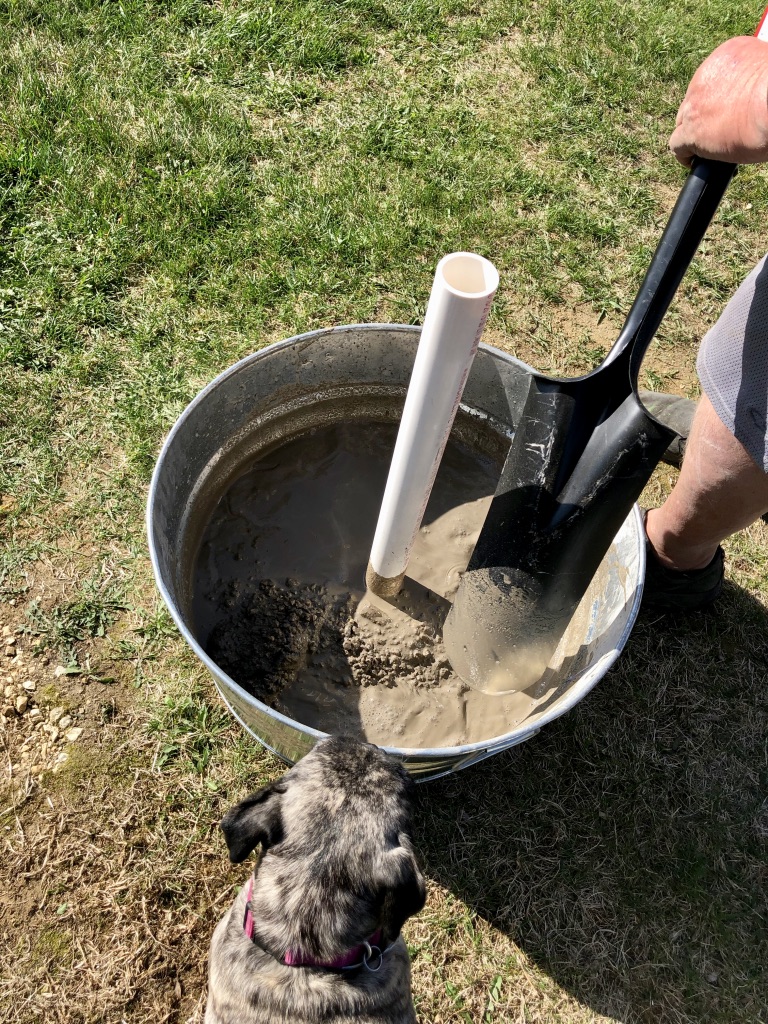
[5,647,16,658]
[5,635,16,646]
[49,707,66,725]
[4,686,12,699]
[22,680,36,692]
[1,705,14,719]
[65,727,83,743]
[58,715,72,730]
[53,666,68,678]
[14,695,28,714]
[28,708,42,722]
[706,972,719,986]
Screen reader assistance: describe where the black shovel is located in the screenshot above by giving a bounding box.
[442,158,737,692]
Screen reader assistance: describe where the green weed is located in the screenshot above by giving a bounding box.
[147,692,230,773]
[26,583,127,665]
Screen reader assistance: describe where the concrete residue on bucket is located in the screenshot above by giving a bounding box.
[191,416,604,749]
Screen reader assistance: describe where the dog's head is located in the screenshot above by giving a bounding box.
[220,736,426,961]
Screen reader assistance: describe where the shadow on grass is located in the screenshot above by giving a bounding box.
[414,582,768,1024]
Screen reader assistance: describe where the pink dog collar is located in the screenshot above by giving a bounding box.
[243,878,386,971]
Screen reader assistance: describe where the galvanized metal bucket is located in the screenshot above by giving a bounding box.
[147,324,645,781]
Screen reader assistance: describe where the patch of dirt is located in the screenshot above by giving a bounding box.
[0,592,135,811]
[0,535,148,830]
[455,30,533,119]
[0,729,222,1024]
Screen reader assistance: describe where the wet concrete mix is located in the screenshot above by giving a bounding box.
[192,420,569,748]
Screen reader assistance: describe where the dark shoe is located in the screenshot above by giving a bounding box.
[638,390,697,468]
[640,509,724,612]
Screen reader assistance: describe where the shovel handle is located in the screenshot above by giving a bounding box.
[602,157,736,383]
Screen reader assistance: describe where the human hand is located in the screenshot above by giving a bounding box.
[669,36,768,166]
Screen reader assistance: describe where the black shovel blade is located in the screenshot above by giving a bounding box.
[468,158,736,603]
[533,394,673,614]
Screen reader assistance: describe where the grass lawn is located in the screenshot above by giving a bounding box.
[1,1,767,1021]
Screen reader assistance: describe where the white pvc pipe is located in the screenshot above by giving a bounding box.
[366,252,499,596]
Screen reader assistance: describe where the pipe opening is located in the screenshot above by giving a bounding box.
[440,253,498,297]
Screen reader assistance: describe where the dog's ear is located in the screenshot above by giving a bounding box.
[219,781,287,863]
[378,843,427,938]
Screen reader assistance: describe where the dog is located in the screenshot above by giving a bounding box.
[205,735,426,1024]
